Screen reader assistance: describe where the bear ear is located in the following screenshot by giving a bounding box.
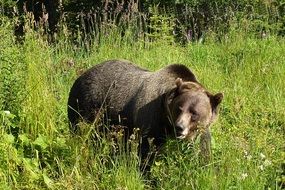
[175,78,183,88]
[210,92,223,109]
[207,92,223,122]
[176,78,201,93]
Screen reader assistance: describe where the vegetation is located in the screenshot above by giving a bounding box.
[0,1,285,189]
[1,0,285,43]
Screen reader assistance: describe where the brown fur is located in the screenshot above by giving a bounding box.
[67,59,223,168]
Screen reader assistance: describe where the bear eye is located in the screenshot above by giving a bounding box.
[174,106,183,114]
[190,110,199,122]
[191,114,199,122]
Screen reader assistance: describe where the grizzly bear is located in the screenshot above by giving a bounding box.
[67,59,223,169]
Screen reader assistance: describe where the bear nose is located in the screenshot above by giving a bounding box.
[175,125,183,134]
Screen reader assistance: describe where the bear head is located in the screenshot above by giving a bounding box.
[166,78,223,140]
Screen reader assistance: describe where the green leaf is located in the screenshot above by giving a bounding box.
[33,135,48,150]
[19,134,31,145]
[3,133,14,144]
[43,172,53,189]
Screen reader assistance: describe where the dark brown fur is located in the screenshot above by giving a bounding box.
[67,59,223,169]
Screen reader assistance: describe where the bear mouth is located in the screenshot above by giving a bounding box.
[176,127,198,141]
[177,134,186,139]
[175,126,189,139]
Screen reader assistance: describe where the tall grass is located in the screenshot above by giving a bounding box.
[0,15,284,189]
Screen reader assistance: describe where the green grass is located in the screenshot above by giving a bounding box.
[0,17,284,189]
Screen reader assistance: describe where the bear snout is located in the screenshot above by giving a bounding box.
[175,119,200,140]
[175,124,184,137]
[175,123,190,139]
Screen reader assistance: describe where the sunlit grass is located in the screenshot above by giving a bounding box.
[0,17,284,189]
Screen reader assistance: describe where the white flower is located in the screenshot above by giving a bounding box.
[247,155,252,160]
[260,153,266,159]
[3,111,11,115]
[243,151,252,160]
[264,159,272,167]
[258,165,264,171]
[241,173,248,180]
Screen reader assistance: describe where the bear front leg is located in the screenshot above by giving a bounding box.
[139,137,152,173]
[139,137,161,175]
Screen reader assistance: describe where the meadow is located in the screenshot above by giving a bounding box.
[0,16,285,189]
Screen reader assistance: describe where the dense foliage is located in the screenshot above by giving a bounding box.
[1,0,285,42]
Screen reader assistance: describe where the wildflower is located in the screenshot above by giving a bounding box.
[155,161,162,166]
[244,150,252,160]
[247,155,252,160]
[241,173,248,180]
[129,134,136,141]
[260,153,266,159]
[4,110,11,115]
[258,165,264,171]
[264,159,272,167]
